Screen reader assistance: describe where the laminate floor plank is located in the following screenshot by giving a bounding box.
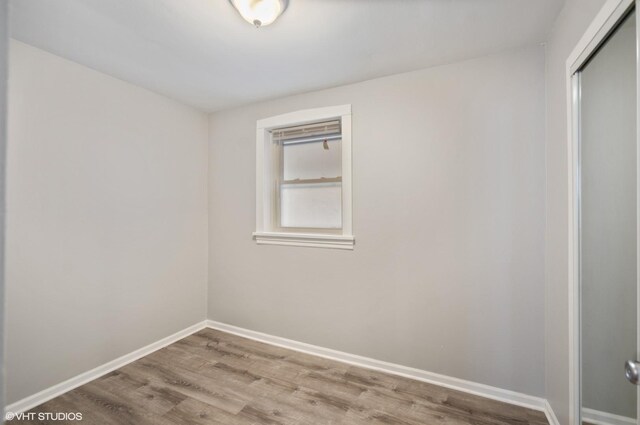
[163,398,250,425]
[120,357,250,414]
[145,345,214,372]
[14,328,549,424]
[53,381,176,425]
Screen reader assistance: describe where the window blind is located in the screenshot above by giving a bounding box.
[272,120,341,145]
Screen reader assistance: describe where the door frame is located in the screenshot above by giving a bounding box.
[566,0,639,424]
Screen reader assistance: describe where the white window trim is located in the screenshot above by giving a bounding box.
[253,104,354,250]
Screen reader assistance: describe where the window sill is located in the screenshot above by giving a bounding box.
[252,232,355,250]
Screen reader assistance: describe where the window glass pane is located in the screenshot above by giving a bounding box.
[280,182,342,229]
[283,139,341,181]
[279,134,342,229]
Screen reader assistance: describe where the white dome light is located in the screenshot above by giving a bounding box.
[228,0,289,28]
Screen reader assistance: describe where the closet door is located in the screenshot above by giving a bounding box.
[578,7,639,425]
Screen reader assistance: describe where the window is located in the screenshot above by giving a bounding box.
[277,120,342,230]
[253,105,354,249]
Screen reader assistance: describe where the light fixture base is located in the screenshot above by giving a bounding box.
[228,0,289,28]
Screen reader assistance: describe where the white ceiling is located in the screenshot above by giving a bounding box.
[10,0,565,112]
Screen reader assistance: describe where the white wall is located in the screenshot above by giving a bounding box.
[0,0,9,414]
[543,0,608,423]
[5,41,208,404]
[208,46,546,396]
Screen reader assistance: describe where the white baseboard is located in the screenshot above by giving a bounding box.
[4,320,207,415]
[206,320,550,415]
[545,400,561,425]
[582,407,636,425]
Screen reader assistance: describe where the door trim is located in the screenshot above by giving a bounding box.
[566,1,637,424]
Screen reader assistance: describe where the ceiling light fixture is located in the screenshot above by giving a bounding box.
[228,0,288,28]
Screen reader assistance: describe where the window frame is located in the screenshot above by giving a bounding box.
[253,104,354,250]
